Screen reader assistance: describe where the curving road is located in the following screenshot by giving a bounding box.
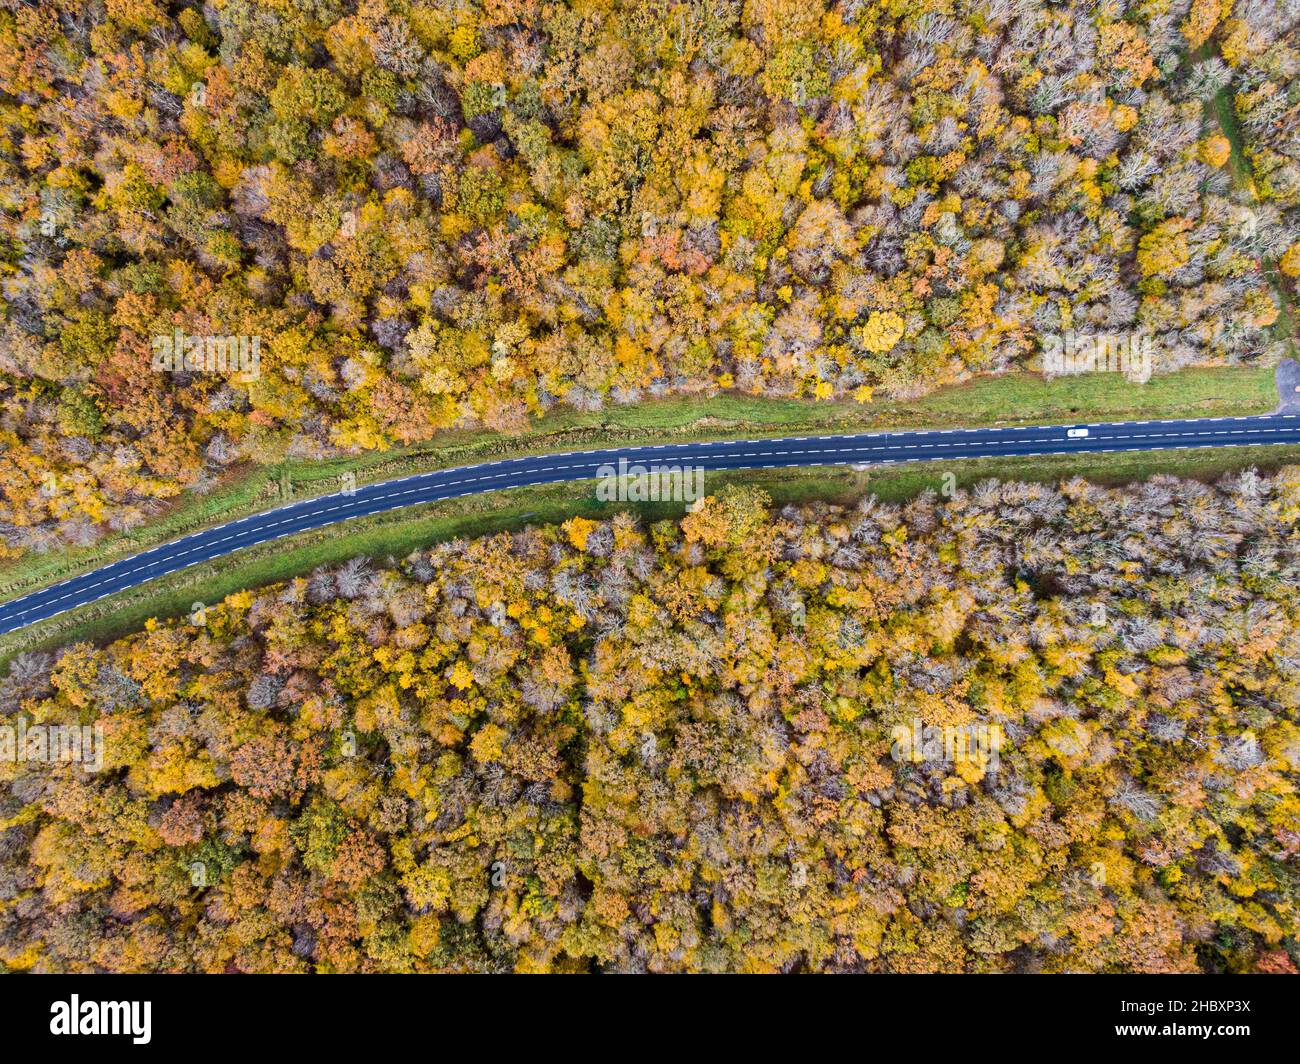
[3,411,1300,636]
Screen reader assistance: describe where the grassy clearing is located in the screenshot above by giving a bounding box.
[5,441,1299,672]
[1204,57,1298,350]
[0,364,1276,605]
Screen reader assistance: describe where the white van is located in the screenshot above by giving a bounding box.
[1067,427,1090,439]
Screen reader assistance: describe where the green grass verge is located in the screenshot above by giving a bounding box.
[0,364,1277,607]
[4,441,1299,673]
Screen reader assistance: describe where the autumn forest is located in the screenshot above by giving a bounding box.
[0,0,1298,553]
[3,476,1299,972]
[2,0,1300,977]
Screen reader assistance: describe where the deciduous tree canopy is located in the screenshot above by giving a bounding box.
[3,472,1299,973]
[1,0,1297,557]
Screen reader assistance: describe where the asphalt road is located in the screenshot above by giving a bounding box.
[4,411,1300,637]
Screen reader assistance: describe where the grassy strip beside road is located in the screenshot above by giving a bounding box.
[0,365,1276,605]
[4,440,1298,672]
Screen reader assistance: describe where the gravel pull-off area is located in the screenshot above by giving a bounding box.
[1276,359,1300,413]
